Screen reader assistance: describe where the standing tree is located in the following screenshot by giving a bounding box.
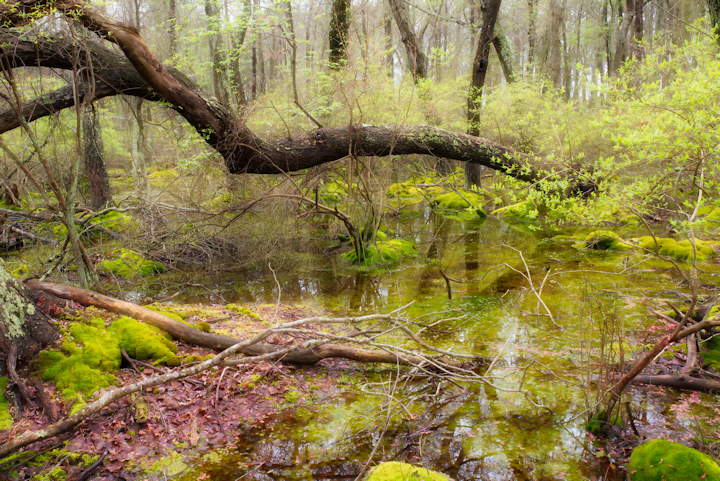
[387,0,428,80]
[329,0,351,67]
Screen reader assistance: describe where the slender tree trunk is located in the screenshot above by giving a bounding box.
[387,0,428,80]
[466,0,502,188]
[527,0,537,71]
[229,0,251,107]
[328,0,351,67]
[81,104,110,210]
[129,98,148,200]
[205,0,229,104]
[629,0,644,58]
[492,23,515,83]
[384,9,393,77]
[167,0,177,58]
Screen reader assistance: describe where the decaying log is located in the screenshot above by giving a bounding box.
[634,374,720,393]
[25,280,423,365]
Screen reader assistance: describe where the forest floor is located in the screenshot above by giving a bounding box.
[0,302,356,480]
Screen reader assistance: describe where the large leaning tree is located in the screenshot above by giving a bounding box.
[0,0,592,193]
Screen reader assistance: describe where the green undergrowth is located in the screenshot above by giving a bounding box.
[0,377,13,429]
[37,314,190,412]
[342,238,417,267]
[628,439,720,481]
[0,448,98,481]
[703,335,720,371]
[365,462,451,481]
[99,248,166,278]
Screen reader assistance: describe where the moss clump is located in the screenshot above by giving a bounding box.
[386,182,425,207]
[342,238,417,266]
[628,439,720,481]
[108,316,178,365]
[226,304,263,320]
[32,466,67,481]
[491,200,538,222]
[430,191,487,220]
[52,210,136,239]
[703,334,720,371]
[0,377,13,430]
[583,230,631,251]
[37,319,120,412]
[99,248,166,279]
[365,462,451,481]
[633,236,716,261]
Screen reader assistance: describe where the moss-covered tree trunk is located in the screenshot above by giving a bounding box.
[328,0,351,67]
[709,0,720,45]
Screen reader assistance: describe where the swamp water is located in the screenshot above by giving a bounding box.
[16,210,720,480]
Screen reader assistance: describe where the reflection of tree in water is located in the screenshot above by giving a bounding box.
[417,213,451,296]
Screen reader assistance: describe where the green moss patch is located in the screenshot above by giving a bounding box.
[703,334,720,371]
[0,377,13,430]
[226,304,263,320]
[37,319,120,412]
[628,439,720,481]
[430,191,486,220]
[99,248,166,279]
[632,236,716,261]
[491,200,538,222]
[582,230,631,251]
[108,316,178,365]
[52,210,136,239]
[342,238,417,266]
[365,462,451,481]
[38,315,182,411]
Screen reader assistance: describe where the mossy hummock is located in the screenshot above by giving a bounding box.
[628,439,720,481]
[342,238,417,266]
[99,248,166,279]
[583,230,631,251]
[633,236,716,261]
[431,191,487,219]
[365,462,451,481]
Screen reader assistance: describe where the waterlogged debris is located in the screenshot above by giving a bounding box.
[99,248,166,279]
[365,462,451,481]
[628,439,720,481]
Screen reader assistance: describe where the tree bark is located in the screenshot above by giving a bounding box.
[81,104,111,210]
[328,0,351,67]
[205,0,230,104]
[466,0,502,188]
[387,0,428,80]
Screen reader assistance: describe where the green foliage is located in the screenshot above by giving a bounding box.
[632,236,716,262]
[0,377,13,430]
[99,248,166,279]
[342,238,417,266]
[108,316,178,365]
[365,462,451,481]
[37,318,120,412]
[628,440,720,481]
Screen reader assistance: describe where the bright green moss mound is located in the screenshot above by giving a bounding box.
[99,248,166,278]
[491,200,538,222]
[52,210,136,239]
[633,236,716,261]
[365,462,451,481]
[583,230,631,251]
[343,239,417,266]
[704,334,720,371]
[226,304,262,320]
[108,316,178,364]
[0,377,13,430]
[37,319,120,412]
[430,191,487,220]
[628,440,720,481]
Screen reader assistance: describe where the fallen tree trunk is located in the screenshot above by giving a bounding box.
[633,374,720,393]
[0,2,595,194]
[25,280,422,365]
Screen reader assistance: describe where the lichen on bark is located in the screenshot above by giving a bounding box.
[0,260,35,339]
